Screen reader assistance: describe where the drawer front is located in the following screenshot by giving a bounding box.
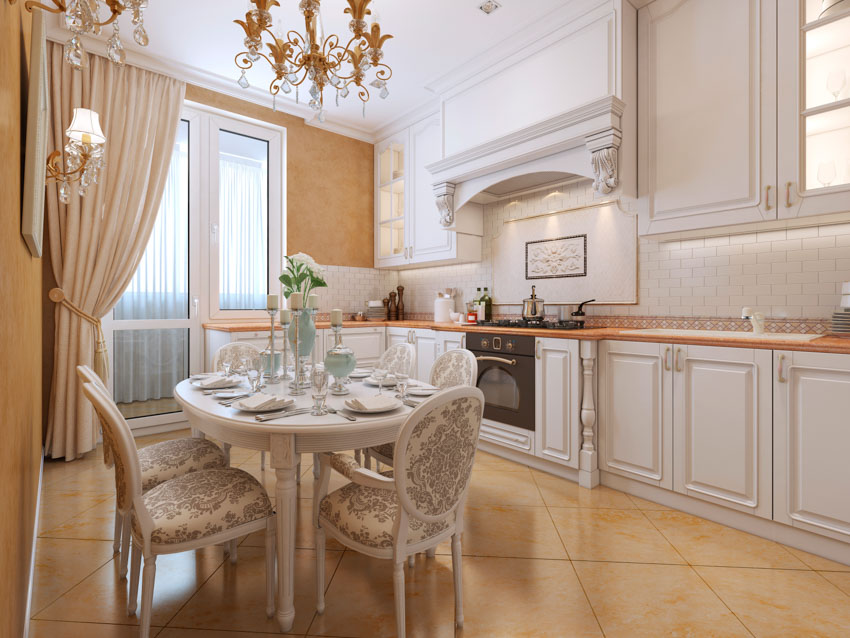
[480,419,534,454]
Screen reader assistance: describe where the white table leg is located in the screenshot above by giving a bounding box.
[271,434,298,633]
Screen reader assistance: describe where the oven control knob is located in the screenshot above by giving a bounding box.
[481,338,489,349]
[506,341,514,351]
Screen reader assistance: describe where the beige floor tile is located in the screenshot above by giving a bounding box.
[696,566,850,637]
[820,571,850,597]
[308,551,457,638]
[645,510,808,569]
[627,494,672,510]
[38,490,113,535]
[41,497,118,541]
[42,464,116,494]
[169,547,341,635]
[240,498,344,551]
[573,561,749,637]
[783,545,850,572]
[158,630,296,638]
[434,505,568,559]
[295,463,354,501]
[36,546,225,627]
[31,538,116,615]
[532,472,635,509]
[458,556,602,637]
[466,470,544,507]
[29,619,163,638]
[472,450,530,472]
[549,508,684,564]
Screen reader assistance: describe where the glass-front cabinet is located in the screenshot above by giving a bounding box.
[375,133,409,267]
[779,0,850,218]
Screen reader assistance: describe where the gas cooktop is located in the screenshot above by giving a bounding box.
[475,319,593,330]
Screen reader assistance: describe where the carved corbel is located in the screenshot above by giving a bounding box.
[433,182,456,227]
[585,130,622,196]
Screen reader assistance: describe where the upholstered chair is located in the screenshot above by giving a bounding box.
[377,342,417,378]
[81,380,276,638]
[314,386,485,638]
[211,342,263,467]
[76,365,229,577]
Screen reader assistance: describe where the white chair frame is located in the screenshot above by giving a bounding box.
[314,386,484,638]
[81,381,276,638]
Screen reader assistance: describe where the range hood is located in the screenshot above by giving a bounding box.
[422,0,635,229]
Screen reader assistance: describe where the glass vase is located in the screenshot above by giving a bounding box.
[288,308,316,358]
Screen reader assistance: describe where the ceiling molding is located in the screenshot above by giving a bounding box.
[371,97,441,142]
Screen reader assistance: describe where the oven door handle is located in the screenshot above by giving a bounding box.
[475,356,517,366]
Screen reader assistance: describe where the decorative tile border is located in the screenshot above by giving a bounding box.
[582,315,831,335]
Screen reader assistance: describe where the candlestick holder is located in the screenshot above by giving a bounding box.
[279,316,292,381]
[288,310,306,395]
[265,308,280,383]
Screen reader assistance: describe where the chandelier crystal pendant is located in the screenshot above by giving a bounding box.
[13,0,151,70]
[234,0,393,120]
[46,107,107,203]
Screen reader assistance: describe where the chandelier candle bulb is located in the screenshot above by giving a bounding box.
[289,292,303,310]
[267,294,279,310]
[330,309,343,326]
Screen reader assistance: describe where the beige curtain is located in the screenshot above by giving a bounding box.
[44,43,185,460]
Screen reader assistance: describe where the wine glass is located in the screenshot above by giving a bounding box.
[395,372,409,401]
[218,359,232,377]
[818,160,837,188]
[372,367,387,396]
[827,69,846,102]
[311,366,329,416]
[247,356,264,393]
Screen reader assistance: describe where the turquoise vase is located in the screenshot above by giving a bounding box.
[288,308,316,357]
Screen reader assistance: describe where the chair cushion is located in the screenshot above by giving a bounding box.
[139,438,228,493]
[319,471,449,549]
[370,443,395,462]
[134,468,272,545]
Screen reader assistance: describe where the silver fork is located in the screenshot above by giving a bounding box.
[326,407,356,422]
[255,408,311,422]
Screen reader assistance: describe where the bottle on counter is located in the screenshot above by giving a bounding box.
[481,287,493,321]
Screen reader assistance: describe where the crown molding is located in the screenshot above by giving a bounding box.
[371,97,441,142]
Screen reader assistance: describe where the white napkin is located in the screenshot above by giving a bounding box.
[239,393,292,411]
[190,372,216,380]
[346,396,399,411]
[198,375,235,389]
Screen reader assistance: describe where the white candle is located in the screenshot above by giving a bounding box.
[289,292,303,309]
[266,294,279,310]
[307,294,319,309]
[330,309,343,326]
[280,309,292,324]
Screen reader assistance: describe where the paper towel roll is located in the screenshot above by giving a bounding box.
[434,297,453,323]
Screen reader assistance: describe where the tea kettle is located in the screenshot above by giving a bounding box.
[522,286,545,321]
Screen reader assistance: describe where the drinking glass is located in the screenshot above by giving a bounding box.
[247,356,264,393]
[818,160,837,188]
[311,366,329,416]
[372,367,388,396]
[395,373,409,401]
[219,359,232,377]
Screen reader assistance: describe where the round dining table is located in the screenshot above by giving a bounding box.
[174,377,415,632]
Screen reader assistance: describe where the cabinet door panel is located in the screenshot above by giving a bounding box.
[638,0,776,234]
[673,346,771,518]
[410,115,455,262]
[599,341,672,487]
[414,329,439,382]
[341,329,384,365]
[534,338,580,469]
[775,351,850,540]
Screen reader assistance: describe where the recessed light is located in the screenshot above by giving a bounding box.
[479,0,502,15]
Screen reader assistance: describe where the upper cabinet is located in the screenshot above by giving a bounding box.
[637,0,777,234]
[374,114,482,270]
[639,0,850,235]
[778,0,850,218]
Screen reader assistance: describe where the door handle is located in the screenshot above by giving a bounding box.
[476,356,517,366]
[778,354,787,383]
[675,347,684,372]
[664,346,671,371]
[765,185,772,211]
[535,340,541,360]
[192,296,199,318]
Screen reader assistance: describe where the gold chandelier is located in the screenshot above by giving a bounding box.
[234,0,393,121]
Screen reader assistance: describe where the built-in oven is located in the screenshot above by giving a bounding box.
[466,333,535,431]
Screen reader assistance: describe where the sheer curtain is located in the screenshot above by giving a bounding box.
[219,151,268,311]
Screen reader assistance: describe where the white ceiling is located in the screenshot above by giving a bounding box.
[49,0,569,139]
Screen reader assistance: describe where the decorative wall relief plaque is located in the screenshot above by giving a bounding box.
[525,234,587,280]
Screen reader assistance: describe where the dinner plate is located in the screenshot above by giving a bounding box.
[191,378,242,390]
[362,376,399,387]
[231,398,295,413]
[349,369,372,379]
[344,397,403,414]
[407,386,438,397]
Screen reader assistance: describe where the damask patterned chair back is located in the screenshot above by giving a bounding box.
[212,342,262,373]
[377,342,417,377]
[77,365,116,467]
[429,349,478,390]
[80,381,152,530]
[393,386,485,522]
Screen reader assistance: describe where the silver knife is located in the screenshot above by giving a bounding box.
[255,408,311,422]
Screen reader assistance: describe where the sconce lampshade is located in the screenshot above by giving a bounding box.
[66,108,106,145]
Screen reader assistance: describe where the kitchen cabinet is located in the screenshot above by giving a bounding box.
[386,326,411,349]
[437,331,465,353]
[321,326,385,368]
[412,328,440,382]
[599,340,673,488]
[774,350,850,541]
[672,345,772,519]
[534,338,581,470]
[374,115,482,269]
[204,328,283,371]
[777,0,850,218]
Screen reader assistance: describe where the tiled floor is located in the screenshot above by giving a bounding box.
[31,430,850,637]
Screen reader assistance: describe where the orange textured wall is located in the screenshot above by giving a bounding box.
[185,85,374,268]
[0,3,42,636]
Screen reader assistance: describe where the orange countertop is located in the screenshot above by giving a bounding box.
[203,320,850,355]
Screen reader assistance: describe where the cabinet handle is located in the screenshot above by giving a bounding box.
[410,245,413,258]
[403,247,408,259]
[476,356,517,366]
[778,354,787,383]
[664,346,671,371]
[675,347,683,372]
[785,181,793,208]
[765,185,772,211]
[535,340,541,360]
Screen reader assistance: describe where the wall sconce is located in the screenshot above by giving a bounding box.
[46,107,106,203]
